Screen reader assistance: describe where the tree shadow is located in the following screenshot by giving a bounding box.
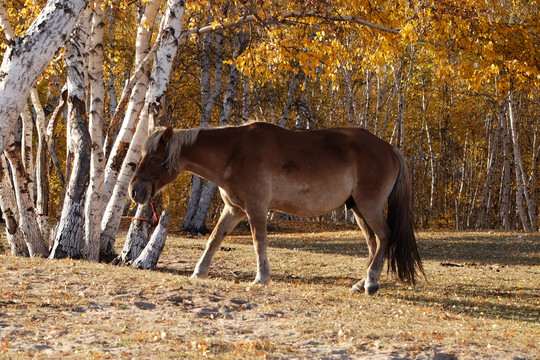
[262,232,540,267]
[391,283,540,323]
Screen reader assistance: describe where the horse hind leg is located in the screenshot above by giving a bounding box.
[351,204,390,295]
[191,204,245,279]
[350,207,377,293]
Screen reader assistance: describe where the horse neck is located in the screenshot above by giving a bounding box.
[179,127,235,186]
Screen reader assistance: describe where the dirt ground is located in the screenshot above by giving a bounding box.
[0,221,539,359]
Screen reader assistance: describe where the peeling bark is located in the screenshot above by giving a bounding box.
[0,0,88,154]
[100,0,185,259]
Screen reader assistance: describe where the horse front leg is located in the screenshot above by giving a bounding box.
[191,204,245,279]
[246,207,270,285]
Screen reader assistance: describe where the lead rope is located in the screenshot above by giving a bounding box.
[131,201,160,227]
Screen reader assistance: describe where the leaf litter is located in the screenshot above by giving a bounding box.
[0,223,538,359]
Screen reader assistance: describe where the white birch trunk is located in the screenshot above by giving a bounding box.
[374,73,388,136]
[342,65,360,126]
[4,139,49,257]
[182,174,202,229]
[362,69,372,130]
[0,156,29,256]
[242,75,250,121]
[499,97,512,230]
[182,22,228,234]
[46,91,67,188]
[476,114,501,229]
[20,104,34,192]
[49,8,92,259]
[0,0,88,154]
[116,201,157,265]
[280,70,302,128]
[132,211,170,270]
[100,0,185,258]
[102,0,161,201]
[84,3,106,261]
[200,29,224,126]
[507,90,532,231]
[30,89,50,238]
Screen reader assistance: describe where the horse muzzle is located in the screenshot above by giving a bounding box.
[129,180,152,204]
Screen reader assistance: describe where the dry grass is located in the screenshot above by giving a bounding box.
[1,222,539,359]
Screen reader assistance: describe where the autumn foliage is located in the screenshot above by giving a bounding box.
[1,0,539,233]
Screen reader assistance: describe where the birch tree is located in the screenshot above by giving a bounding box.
[102,0,162,202]
[49,8,92,259]
[0,0,88,154]
[0,156,28,256]
[84,1,106,261]
[182,27,248,235]
[100,0,186,259]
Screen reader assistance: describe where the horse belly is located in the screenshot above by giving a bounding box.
[269,175,353,217]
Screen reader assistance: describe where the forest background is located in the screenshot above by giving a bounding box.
[0,0,539,262]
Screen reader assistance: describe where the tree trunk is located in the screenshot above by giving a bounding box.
[507,90,533,231]
[373,72,389,137]
[84,3,106,261]
[0,156,29,256]
[116,198,162,265]
[476,113,501,229]
[4,136,49,257]
[242,75,250,121]
[132,211,170,270]
[0,0,88,154]
[100,0,185,259]
[499,97,512,230]
[49,8,92,259]
[362,69,372,129]
[342,65,360,126]
[186,181,218,235]
[182,28,246,235]
[102,0,161,200]
[183,174,202,229]
[200,29,224,126]
[20,104,34,195]
[280,69,303,128]
[30,89,50,238]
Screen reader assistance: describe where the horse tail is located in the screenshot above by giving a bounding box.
[386,147,424,285]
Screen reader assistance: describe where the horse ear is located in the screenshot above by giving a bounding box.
[160,126,174,145]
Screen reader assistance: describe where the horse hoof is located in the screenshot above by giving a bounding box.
[365,283,380,295]
[350,280,365,293]
[250,279,269,287]
[190,272,207,280]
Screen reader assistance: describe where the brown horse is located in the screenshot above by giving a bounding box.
[129,122,424,295]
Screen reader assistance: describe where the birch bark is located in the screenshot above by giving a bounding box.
[102,0,161,201]
[507,90,533,231]
[279,69,303,128]
[84,2,106,261]
[30,89,50,237]
[0,156,28,256]
[100,0,185,258]
[49,8,92,259]
[0,0,88,154]
[4,136,49,257]
[182,28,246,234]
[499,97,512,230]
[182,22,227,234]
[132,211,170,270]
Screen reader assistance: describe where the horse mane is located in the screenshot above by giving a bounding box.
[144,127,200,170]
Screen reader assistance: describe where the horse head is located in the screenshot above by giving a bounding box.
[129,126,178,204]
